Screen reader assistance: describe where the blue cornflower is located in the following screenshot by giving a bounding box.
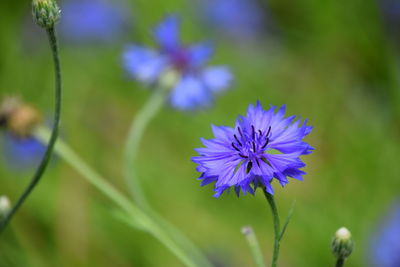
[195,0,268,41]
[59,0,131,44]
[192,102,313,197]
[123,15,233,110]
[369,202,400,267]
[1,133,46,171]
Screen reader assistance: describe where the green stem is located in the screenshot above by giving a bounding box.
[242,226,266,267]
[33,126,200,267]
[123,88,212,266]
[335,258,345,267]
[124,88,167,209]
[263,189,280,267]
[0,27,62,234]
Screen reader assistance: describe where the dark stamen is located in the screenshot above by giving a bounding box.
[234,134,242,146]
[239,153,248,159]
[262,138,269,149]
[231,142,240,152]
[238,127,243,138]
[251,125,255,140]
[266,126,271,137]
[261,157,272,167]
[246,161,253,173]
[252,141,256,151]
[258,130,262,136]
[255,158,261,168]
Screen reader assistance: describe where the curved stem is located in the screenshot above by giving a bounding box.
[124,88,166,209]
[0,27,61,234]
[263,189,280,267]
[123,88,212,266]
[335,258,345,267]
[33,126,200,267]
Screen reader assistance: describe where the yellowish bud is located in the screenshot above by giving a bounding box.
[0,97,42,137]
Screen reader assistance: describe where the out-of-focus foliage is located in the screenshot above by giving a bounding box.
[1,0,400,266]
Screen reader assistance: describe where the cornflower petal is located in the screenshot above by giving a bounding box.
[123,45,167,84]
[187,42,214,67]
[169,75,211,110]
[153,15,180,51]
[370,202,400,267]
[2,133,46,171]
[201,67,233,93]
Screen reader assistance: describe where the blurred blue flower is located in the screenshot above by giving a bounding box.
[123,15,233,110]
[380,0,400,21]
[369,202,400,267]
[195,0,268,41]
[2,133,46,171]
[192,102,313,197]
[59,0,131,44]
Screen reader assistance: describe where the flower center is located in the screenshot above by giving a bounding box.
[231,125,271,172]
[168,47,190,71]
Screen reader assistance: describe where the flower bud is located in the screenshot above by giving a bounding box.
[332,227,354,259]
[32,0,61,29]
[0,196,11,218]
[0,97,42,137]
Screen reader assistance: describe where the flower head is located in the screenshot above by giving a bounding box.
[192,102,313,197]
[369,202,400,267]
[32,0,61,29]
[59,0,131,44]
[123,15,233,110]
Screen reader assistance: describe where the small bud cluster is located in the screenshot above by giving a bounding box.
[0,97,42,137]
[332,227,354,259]
[32,0,61,29]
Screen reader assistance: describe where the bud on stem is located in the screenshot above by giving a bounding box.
[32,0,61,29]
[332,227,354,266]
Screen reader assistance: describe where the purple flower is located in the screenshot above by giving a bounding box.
[192,102,313,197]
[195,0,268,41]
[1,133,46,171]
[369,202,400,267]
[59,0,131,44]
[123,15,233,110]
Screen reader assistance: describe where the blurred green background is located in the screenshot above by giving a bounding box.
[1,0,400,266]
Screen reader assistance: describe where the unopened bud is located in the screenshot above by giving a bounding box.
[32,0,61,29]
[0,196,11,218]
[0,97,42,137]
[332,227,354,259]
